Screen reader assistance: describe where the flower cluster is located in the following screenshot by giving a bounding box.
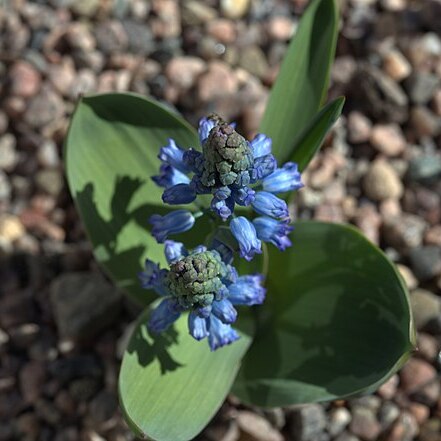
[139,242,265,351]
[142,115,303,351]
[151,114,303,260]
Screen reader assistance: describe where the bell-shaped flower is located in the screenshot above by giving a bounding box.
[250,133,272,158]
[149,210,195,243]
[228,274,266,305]
[253,217,293,251]
[252,191,289,220]
[162,183,197,205]
[148,298,181,333]
[207,315,240,351]
[263,162,303,193]
[230,216,262,261]
[152,164,190,188]
[158,139,190,174]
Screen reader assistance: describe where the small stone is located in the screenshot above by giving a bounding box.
[410,106,441,138]
[121,19,154,55]
[355,204,382,244]
[0,134,18,172]
[37,140,59,168]
[396,265,418,290]
[197,61,238,103]
[370,124,406,156]
[266,16,295,41]
[425,225,441,247]
[8,61,42,98]
[349,407,381,441]
[382,49,412,81]
[0,215,25,242]
[182,2,217,25]
[203,420,239,441]
[407,154,441,185]
[419,419,441,441]
[48,58,76,96]
[0,111,9,135]
[385,412,418,441]
[409,246,441,281]
[95,21,128,55]
[383,214,426,251]
[15,413,40,440]
[408,402,430,424]
[404,73,439,105]
[334,433,360,441]
[380,198,401,219]
[417,333,440,362]
[23,87,65,129]
[328,407,352,436]
[69,377,101,402]
[288,404,327,441]
[221,0,250,19]
[35,398,62,425]
[166,56,205,90]
[207,19,237,44]
[88,390,118,424]
[236,411,283,441]
[70,69,97,99]
[35,169,64,198]
[9,323,39,348]
[433,88,441,116]
[410,289,441,331]
[400,358,437,394]
[50,272,122,339]
[0,170,11,201]
[348,111,372,143]
[19,361,46,404]
[378,401,400,429]
[239,46,269,80]
[377,374,399,400]
[364,159,403,201]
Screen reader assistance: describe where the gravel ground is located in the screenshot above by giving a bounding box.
[0,0,440,440]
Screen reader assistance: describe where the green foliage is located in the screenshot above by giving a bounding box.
[233,222,415,406]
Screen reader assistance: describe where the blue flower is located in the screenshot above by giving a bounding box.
[230,216,262,261]
[251,154,277,181]
[164,240,187,264]
[252,191,289,220]
[208,316,240,351]
[232,186,255,206]
[198,117,217,144]
[141,245,265,351]
[253,217,293,251]
[159,139,190,174]
[250,133,272,158]
[228,274,266,305]
[211,196,234,221]
[263,162,303,193]
[148,298,181,333]
[152,164,190,188]
[162,183,197,205]
[149,210,195,243]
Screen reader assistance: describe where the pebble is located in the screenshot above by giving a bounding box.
[349,407,381,441]
[266,16,295,41]
[410,289,441,331]
[0,134,18,172]
[327,407,352,436]
[8,60,42,98]
[35,169,64,198]
[400,358,438,398]
[288,404,327,441]
[197,61,238,103]
[239,45,269,80]
[382,213,426,251]
[95,21,128,55]
[19,360,47,404]
[23,87,65,129]
[165,56,205,90]
[50,272,122,339]
[396,264,418,290]
[409,246,441,281]
[377,374,399,400]
[347,111,372,143]
[378,401,400,429]
[221,0,250,19]
[385,412,418,441]
[404,73,439,105]
[121,19,154,55]
[370,124,406,156]
[425,225,441,247]
[363,159,404,201]
[236,410,283,441]
[48,58,76,96]
[355,203,382,244]
[407,154,441,185]
[410,106,441,138]
[408,402,430,425]
[0,170,11,201]
[207,19,237,44]
[382,49,412,81]
[334,433,360,441]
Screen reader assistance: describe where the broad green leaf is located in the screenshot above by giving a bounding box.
[291,97,345,172]
[119,307,252,441]
[64,92,200,305]
[233,222,415,407]
[260,0,339,163]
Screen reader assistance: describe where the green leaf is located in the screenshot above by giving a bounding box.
[64,92,200,305]
[291,97,345,172]
[260,0,339,163]
[119,307,252,441]
[233,222,415,407]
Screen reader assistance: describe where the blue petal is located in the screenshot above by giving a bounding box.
[152,164,190,188]
[198,117,217,144]
[208,315,240,351]
[232,186,255,206]
[211,239,234,265]
[158,139,190,174]
[251,154,277,182]
[149,210,195,243]
[189,174,211,194]
[138,259,168,296]
[212,299,237,324]
[148,298,180,333]
[188,312,208,340]
[250,133,272,158]
[262,162,303,193]
[252,191,289,220]
[211,196,234,221]
[164,240,187,264]
[183,149,204,174]
[228,274,266,305]
[230,216,262,261]
[162,183,197,205]
[253,217,293,251]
